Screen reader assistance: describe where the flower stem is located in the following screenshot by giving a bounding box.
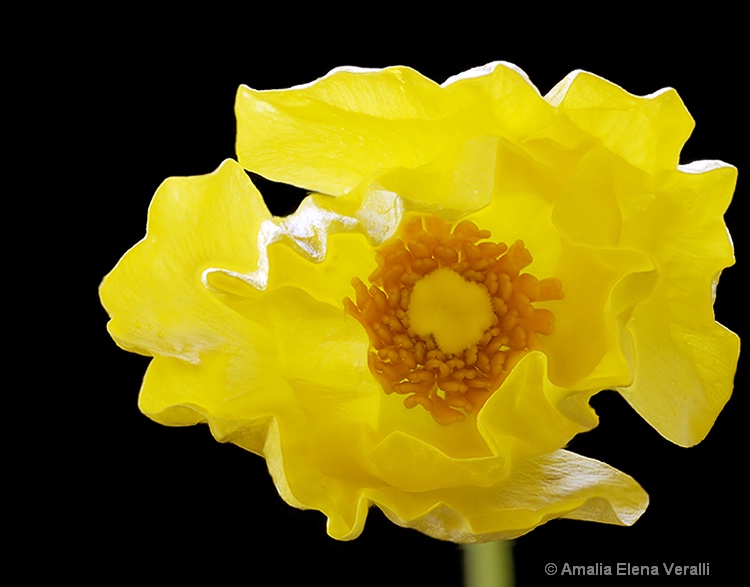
[462,540,514,587]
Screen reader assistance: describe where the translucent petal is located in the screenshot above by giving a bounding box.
[615,162,738,445]
[466,147,652,391]
[372,450,648,543]
[101,159,272,361]
[368,352,595,495]
[236,63,554,197]
[547,70,694,173]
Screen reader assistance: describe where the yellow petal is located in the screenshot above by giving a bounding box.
[547,70,694,173]
[372,450,648,543]
[466,146,652,391]
[615,161,739,446]
[236,62,554,199]
[368,352,596,494]
[101,159,272,361]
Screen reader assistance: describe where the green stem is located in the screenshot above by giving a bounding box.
[462,540,514,587]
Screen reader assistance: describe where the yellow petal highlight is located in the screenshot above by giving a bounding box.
[615,163,739,445]
[236,62,554,199]
[101,159,272,361]
[373,450,648,543]
[548,70,694,173]
[102,63,737,544]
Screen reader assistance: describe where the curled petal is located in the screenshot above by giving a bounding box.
[375,450,648,543]
[547,70,694,173]
[236,62,555,198]
[101,159,273,361]
[614,161,738,445]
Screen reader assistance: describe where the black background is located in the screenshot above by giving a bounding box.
[73,7,745,584]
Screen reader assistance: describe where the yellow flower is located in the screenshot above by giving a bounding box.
[101,62,737,543]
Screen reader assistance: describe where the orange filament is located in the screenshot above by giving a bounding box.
[344,215,563,425]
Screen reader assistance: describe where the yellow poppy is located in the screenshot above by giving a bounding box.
[101,62,737,542]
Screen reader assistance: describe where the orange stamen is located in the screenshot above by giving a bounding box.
[345,215,563,425]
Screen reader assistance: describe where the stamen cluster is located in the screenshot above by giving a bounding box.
[344,215,563,425]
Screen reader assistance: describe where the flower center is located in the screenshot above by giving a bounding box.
[408,268,493,355]
[344,215,563,425]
